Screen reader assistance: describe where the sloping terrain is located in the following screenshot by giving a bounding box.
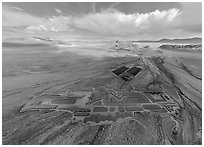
[2,41,202,145]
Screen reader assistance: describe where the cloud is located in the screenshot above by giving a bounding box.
[175,2,202,33]
[55,8,62,14]
[73,8,181,36]
[2,4,45,27]
[92,3,96,13]
[108,2,120,9]
[26,16,73,32]
[11,6,24,11]
[3,3,201,40]
[3,5,73,33]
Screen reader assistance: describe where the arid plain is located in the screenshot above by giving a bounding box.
[2,40,202,145]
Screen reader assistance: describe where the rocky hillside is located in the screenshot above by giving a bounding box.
[111,40,139,51]
[159,44,202,50]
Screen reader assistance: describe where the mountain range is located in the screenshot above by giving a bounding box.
[133,37,202,44]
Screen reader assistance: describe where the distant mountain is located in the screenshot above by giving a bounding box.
[133,37,202,44]
[158,37,202,44]
[159,44,202,51]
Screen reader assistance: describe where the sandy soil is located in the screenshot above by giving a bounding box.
[2,41,202,145]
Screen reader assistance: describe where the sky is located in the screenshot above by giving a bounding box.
[2,2,202,41]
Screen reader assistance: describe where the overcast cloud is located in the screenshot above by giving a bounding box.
[2,2,202,40]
